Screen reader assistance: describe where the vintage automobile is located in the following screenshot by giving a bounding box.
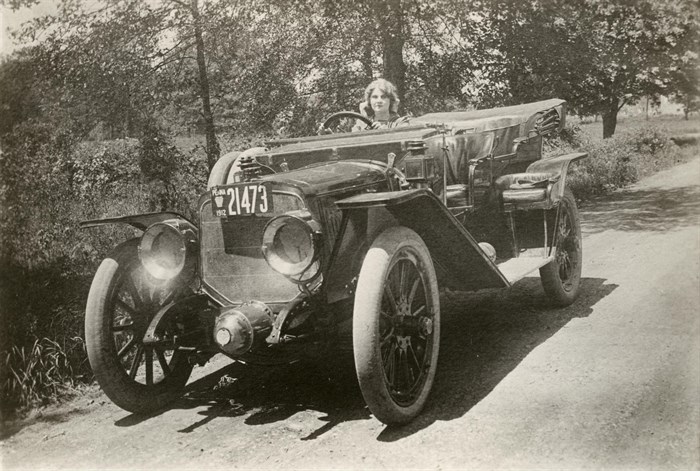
[82,98,586,424]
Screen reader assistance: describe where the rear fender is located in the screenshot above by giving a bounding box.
[526,152,587,203]
[325,189,509,303]
[80,212,196,232]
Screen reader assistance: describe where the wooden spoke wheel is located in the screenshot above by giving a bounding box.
[540,188,583,306]
[353,227,440,424]
[85,240,192,414]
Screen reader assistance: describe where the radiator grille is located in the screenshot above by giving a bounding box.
[308,196,343,264]
[200,191,304,304]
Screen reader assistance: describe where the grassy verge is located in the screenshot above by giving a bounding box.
[548,115,699,202]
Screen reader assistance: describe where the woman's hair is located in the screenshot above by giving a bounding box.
[361,78,400,117]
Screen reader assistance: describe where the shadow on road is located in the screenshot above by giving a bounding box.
[115,348,369,440]
[377,276,617,442]
[114,277,616,442]
[580,184,700,234]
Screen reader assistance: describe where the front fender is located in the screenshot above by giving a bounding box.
[80,212,196,232]
[325,189,509,303]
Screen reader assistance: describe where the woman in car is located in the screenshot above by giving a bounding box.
[353,79,409,131]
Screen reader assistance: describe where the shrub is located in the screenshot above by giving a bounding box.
[566,132,639,200]
[632,126,667,154]
[548,121,693,202]
[1,338,79,410]
[0,257,93,415]
[0,121,208,415]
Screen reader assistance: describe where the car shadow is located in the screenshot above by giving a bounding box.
[114,277,616,442]
[580,184,700,234]
[173,356,371,440]
[377,276,617,441]
[114,350,370,440]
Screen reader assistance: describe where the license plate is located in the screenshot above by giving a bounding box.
[211,183,273,217]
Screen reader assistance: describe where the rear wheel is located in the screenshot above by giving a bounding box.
[540,188,582,306]
[85,240,193,414]
[353,227,440,424]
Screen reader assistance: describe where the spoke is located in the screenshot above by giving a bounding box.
[156,349,170,375]
[391,348,400,389]
[559,212,571,239]
[124,274,145,309]
[145,348,154,386]
[562,258,573,279]
[129,345,144,380]
[407,277,421,310]
[112,320,135,333]
[382,340,395,366]
[408,343,422,372]
[400,349,413,389]
[399,260,410,297]
[383,284,399,315]
[386,346,398,387]
[411,304,426,317]
[115,298,137,317]
[160,288,177,307]
[380,332,394,349]
[117,338,137,359]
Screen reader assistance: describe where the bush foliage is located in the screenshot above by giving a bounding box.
[546,120,697,201]
[0,126,208,415]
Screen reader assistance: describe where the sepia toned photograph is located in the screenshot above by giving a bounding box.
[1,0,698,469]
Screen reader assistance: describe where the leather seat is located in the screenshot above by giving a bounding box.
[494,172,559,204]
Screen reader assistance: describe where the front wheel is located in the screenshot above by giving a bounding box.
[85,240,193,414]
[353,227,440,424]
[540,188,583,306]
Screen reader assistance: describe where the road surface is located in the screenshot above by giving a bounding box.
[2,158,699,470]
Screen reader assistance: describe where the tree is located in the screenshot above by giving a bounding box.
[189,0,219,169]
[9,0,226,168]
[0,53,42,136]
[669,52,700,120]
[482,0,698,137]
[668,9,700,120]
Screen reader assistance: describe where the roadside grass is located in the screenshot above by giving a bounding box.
[577,113,700,138]
[549,114,700,202]
[1,113,697,419]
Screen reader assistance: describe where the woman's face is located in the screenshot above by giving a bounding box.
[369,88,391,116]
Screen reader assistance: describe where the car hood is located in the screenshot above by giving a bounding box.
[260,160,388,197]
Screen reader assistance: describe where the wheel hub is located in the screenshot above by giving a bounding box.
[396,335,410,351]
[420,317,433,336]
[392,314,430,334]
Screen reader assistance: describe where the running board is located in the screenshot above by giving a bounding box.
[496,255,554,284]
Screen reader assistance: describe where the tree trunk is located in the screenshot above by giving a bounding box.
[645,96,649,121]
[602,99,619,138]
[191,0,220,171]
[362,43,374,82]
[379,0,406,109]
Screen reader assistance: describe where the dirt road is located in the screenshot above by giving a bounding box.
[2,159,699,470]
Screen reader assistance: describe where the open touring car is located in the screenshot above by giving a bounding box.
[82,98,586,424]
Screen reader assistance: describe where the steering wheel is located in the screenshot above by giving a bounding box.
[319,111,373,135]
